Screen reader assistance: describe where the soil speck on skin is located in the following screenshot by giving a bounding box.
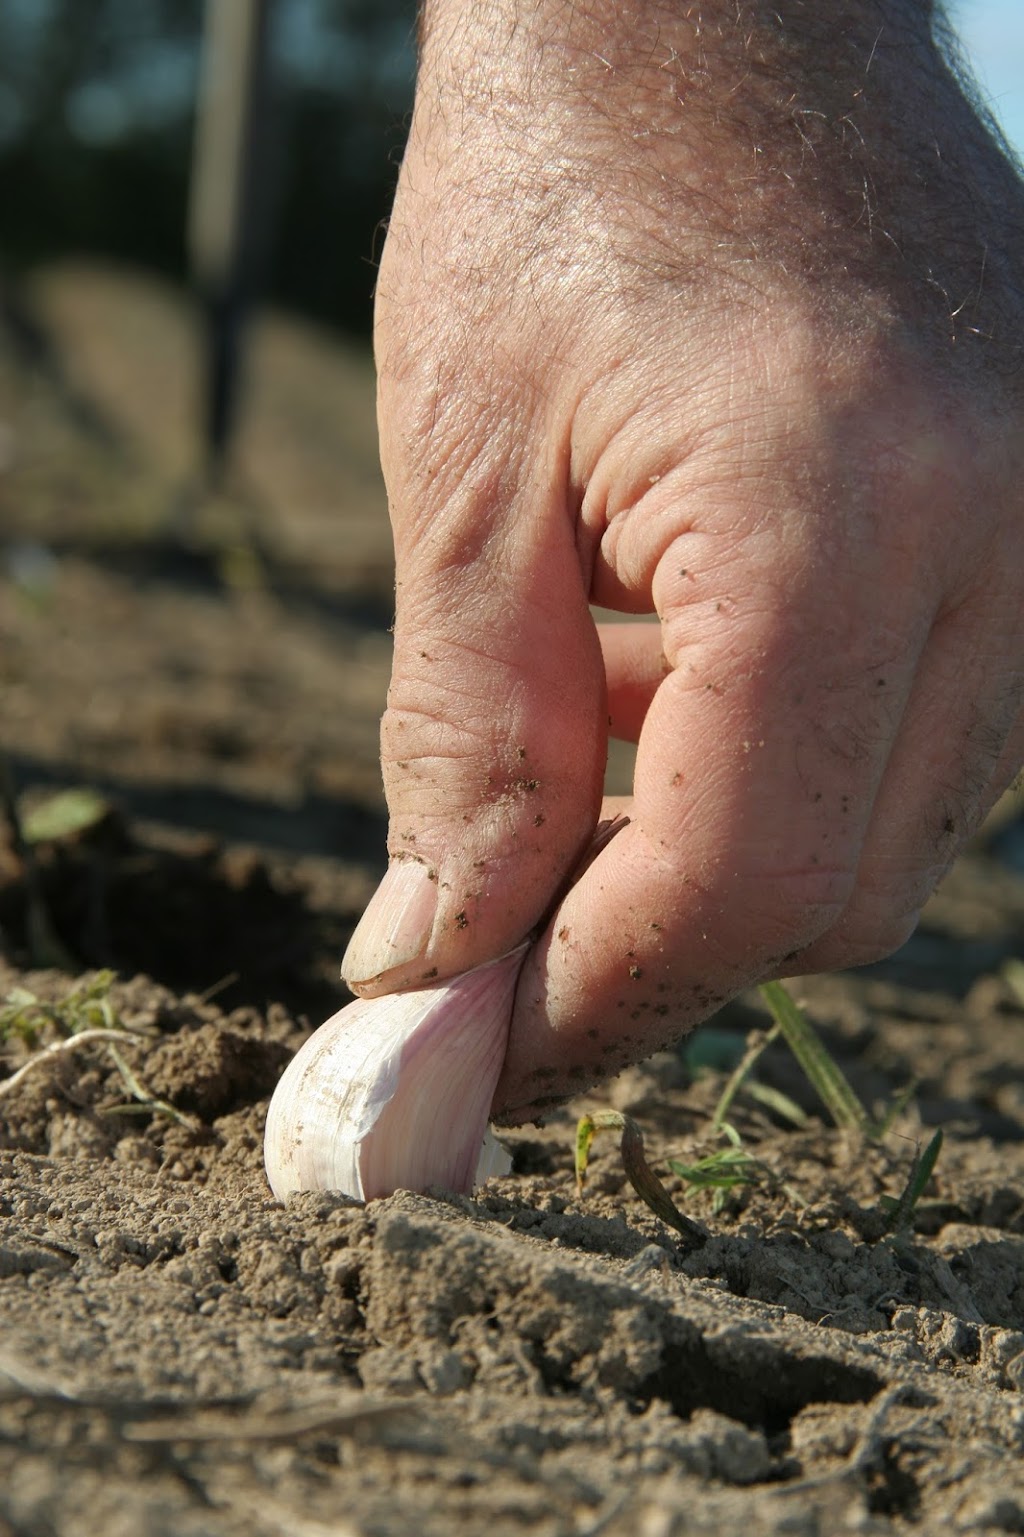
[1,266,1024,1537]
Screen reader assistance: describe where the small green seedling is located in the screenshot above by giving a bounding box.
[668,1122,796,1216]
[0,972,187,1125]
[21,788,112,845]
[575,1109,705,1250]
[0,971,120,1046]
[0,972,134,1104]
[574,981,942,1240]
[757,982,920,1141]
[879,1129,944,1237]
[705,1021,780,1130]
[705,1017,812,1134]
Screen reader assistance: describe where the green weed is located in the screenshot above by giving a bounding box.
[0,970,120,1046]
[574,981,943,1244]
[0,971,193,1127]
[667,1122,799,1216]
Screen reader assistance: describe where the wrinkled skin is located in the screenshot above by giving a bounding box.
[347,0,1024,1120]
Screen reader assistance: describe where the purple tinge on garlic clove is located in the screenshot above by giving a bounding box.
[264,946,527,1202]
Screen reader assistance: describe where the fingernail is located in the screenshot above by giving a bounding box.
[342,859,438,987]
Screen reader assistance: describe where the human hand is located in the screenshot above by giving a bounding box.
[345,0,1024,1120]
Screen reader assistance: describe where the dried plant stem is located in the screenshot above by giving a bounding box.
[0,1028,147,1099]
[104,1043,199,1129]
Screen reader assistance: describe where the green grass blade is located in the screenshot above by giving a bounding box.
[758,981,871,1134]
[667,1147,759,1190]
[882,1129,944,1235]
[742,1080,810,1128]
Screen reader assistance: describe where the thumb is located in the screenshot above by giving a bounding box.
[341,459,606,995]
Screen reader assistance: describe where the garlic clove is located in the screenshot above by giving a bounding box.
[264,946,526,1202]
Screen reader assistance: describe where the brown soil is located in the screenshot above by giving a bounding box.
[1,264,1024,1537]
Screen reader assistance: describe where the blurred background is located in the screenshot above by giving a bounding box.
[0,0,1020,330]
[0,0,413,335]
[1,2,1020,367]
[0,1,421,1011]
[0,0,1021,1016]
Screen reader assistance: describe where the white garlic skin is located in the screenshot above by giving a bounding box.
[264,948,525,1202]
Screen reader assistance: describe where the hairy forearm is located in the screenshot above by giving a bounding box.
[418,0,938,98]
[413,0,938,193]
[410,0,1019,356]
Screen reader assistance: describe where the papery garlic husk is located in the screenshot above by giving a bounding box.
[264,946,527,1202]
